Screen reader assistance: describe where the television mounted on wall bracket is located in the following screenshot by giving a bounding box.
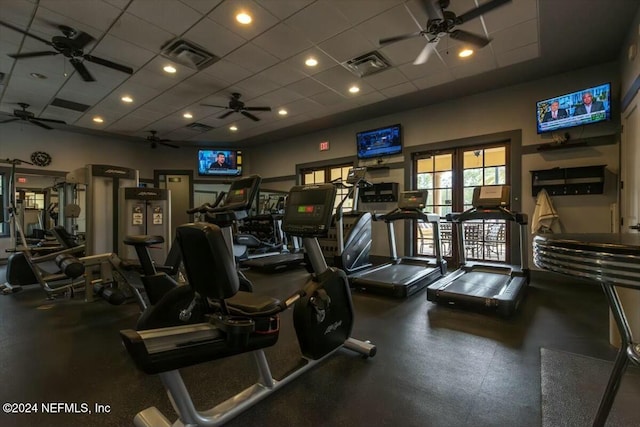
[356,123,402,160]
[197,149,243,177]
[536,82,611,134]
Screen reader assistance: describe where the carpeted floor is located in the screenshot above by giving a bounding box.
[540,347,640,427]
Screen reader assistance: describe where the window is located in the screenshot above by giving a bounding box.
[302,163,353,212]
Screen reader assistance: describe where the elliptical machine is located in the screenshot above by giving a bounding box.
[119,183,376,427]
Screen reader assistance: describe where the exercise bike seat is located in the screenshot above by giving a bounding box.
[227,291,280,314]
[123,235,165,246]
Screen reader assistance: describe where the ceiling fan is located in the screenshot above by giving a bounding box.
[0,103,66,130]
[145,130,179,149]
[201,93,272,122]
[0,20,133,82]
[379,0,511,65]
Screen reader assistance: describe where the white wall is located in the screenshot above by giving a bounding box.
[620,7,640,97]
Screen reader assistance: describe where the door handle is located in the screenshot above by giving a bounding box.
[630,223,640,231]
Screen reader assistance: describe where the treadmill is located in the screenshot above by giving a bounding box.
[349,190,447,298]
[426,185,529,317]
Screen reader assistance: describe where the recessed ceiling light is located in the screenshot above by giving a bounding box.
[30,72,47,79]
[278,109,288,116]
[183,112,193,119]
[236,12,252,24]
[229,125,238,132]
[163,65,177,73]
[93,117,104,123]
[348,86,360,94]
[305,57,318,67]
[459,49,474,58]
[121,95,133,103]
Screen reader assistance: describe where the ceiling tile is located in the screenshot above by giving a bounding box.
[286,77,329,97]
[412,71,454,90]
[252,23,313,60]
[225,42,279,73]
[182,17,246,58]
[336,0,402,26]
[280,97,321,115]
[92,34,155,69]
[379,36,430,66]
[258,61,307,86]
[397,56,449,80]
[0,0,38,28]
[318,29,377,63]
[495,42,539,68]
[489,18,539,54]
[312,65,361,93]
[30,6,104,40]
[362,68,409,90]
[449,54,496,80]
[207,0,279,41]
[260,0,314,20]
[112,82,162,105]
[103,0,129,9]
[285,0,352,44]
[234,74,281,100]
[354,91,386,106]
[200,58,252,84]
[38,0,121,32]
[111,12,174,53]
[40,105,84,123]
[179,0,223,15]
[283,48,339,76]
[249,87,303,107]
[379,81,417,98]
[127,0,204,35]
[483,0,539,32]
[309,90,346,106]
[355,3,420,46]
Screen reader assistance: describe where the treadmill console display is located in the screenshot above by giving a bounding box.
[398,190,428,209]
[283,184,337,237]
[473,185,510,209]
[346,167,367,184]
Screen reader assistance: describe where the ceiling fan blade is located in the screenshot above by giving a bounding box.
[457,0,511,24]
[9,51,59,59]
[244,106,271,112]
[414,39,439,65]
[418,0,443,22]
[241,111,260,122]
[70,58,95,82]
[35,117,67,124]
[379,32,422,46]
[218,110,234,119]
[201,104,229,109]
[83,54,133,75]
[72,31,94,49]
[0,20,54,46]
[449,30,491,47]
[28,119,53,130]
[0,118,20,124]
[160,141,180,149]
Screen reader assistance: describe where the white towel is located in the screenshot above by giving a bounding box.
[532,188,561,234]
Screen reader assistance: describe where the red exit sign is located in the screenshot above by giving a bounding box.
[319,141,329,151]
[17,177,27,183]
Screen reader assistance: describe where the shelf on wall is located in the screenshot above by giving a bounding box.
[521,134,617,155]
[531,165,606,196]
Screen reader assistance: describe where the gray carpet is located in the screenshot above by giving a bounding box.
[541,347,640,427]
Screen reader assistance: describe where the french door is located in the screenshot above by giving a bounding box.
[415,144,509,267]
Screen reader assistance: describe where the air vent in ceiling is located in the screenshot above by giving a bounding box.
[186,122,214,132]
[343,51,391,77]
[50,98,90,112]
[161,38,220,71]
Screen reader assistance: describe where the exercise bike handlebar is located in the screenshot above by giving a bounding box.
[186,191,226,215]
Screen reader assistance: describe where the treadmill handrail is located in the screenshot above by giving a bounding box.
[448,206,527,224]
[382,208,440,224]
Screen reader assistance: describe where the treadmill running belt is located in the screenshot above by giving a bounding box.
[445,271,510,298]
[357,264,434,285]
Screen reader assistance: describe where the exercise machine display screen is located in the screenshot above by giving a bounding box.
[473,185,510,208]
[223,175,261,210]
[398,190,428,209]
[346,167,367,184]
[283,184,336,237]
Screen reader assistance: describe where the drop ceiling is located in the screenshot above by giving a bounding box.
[0,0,637,148]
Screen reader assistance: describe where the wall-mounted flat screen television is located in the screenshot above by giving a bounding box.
[356,124,402,159]
[536,82,611,134]
[198,149,242,177]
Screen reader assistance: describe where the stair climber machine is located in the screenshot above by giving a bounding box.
[317,166,373,275]
[349,190,447,298]
[122,178,259,330]
[426,185,529,317]
[118,183,376,427]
